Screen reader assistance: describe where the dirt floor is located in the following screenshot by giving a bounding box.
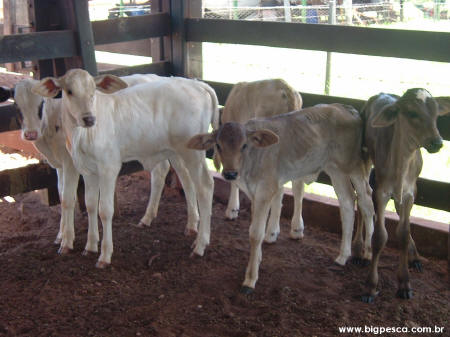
[0,171,448,337]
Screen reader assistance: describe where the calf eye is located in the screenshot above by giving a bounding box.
[216,143,221,151]
[67,89,73,96]
[409,111,419,118]
[241,144,248,152]
[38,101,43,120]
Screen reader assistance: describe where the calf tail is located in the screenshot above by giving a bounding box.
[198,81,221,171]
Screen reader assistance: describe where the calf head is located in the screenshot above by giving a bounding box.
[187,122,279,180]
[31,69,128,128]
[1,80,45,141]
[371,88,449,153]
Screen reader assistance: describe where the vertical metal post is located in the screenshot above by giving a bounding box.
[344,0,352,25]
[284,0,292,22]
[400,0,404,22]
[302,0,307,23]
[433,0,440,21]
[233,0,239,20]
[324,0,336,95]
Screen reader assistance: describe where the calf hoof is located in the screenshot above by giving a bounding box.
[361,294,375,303]
[134,221,149,229]
[334,255,349,266]
[264,231,279,244]
[351,257,371,267]
[184,227,198,237]
[82,249,96,256]
[225,209,239,220]
[58,246,72,255]
[240,286,254,295]
[396,288,413,299]
[289,229,304,240]
[409,260,423,273]
[95,261,110,269]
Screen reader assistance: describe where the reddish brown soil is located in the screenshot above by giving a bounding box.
[0,171,448,337]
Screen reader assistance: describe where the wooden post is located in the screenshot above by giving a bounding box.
[3,0,18,72]
[72,0,97,75]
[151,0,171,63]
[170,0,202,78]
[186,0,203,79]
[170,0,186,77]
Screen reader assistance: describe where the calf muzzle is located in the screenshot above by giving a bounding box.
[82,116,96,128]
[424,137,443,153]
[223,171,238,180]
[24,130,38,141]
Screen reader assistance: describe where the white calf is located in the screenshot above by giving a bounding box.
[33,69,217,267]
[0,74,178,255]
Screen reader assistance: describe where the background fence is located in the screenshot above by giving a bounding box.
[0,0,448,216]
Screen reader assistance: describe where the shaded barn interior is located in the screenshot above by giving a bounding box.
[0,0,448,335]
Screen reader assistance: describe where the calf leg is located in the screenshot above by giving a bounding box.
[329,171,356,266]
[137,160,170,227]
[264,187,284,243]
[169,155,200,236]
[395,193,415,299]
[290,179,305,240]
[82,174,100,255]
[182,152,214,256]
[362,188,390,303]
[352,208,365,264]
[408,235,422,272]
[97,170,120,268]
[58,162,80,254]
[242,186,274,293]
[225,183,240,220]
[394,200,422,272]
[351,173,374,264]
[54,168,64,245]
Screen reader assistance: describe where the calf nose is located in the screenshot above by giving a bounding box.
[426,137,443,153]
[24,130,38,141]
[223,171,238,180]
[82,116,96,127]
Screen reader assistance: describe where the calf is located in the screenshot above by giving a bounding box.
[188,104,375,293]
[0,74,175,254]
[219,79,308,243]
[361,89,450,302]
[32,69,218,267]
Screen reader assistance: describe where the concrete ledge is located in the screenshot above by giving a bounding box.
[211,172,448,260]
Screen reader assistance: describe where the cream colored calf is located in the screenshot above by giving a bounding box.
[218,79,310,243]
[188,104,375,293]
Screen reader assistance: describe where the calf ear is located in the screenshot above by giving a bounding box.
[187,133,216,150]
[247,129,279,148]
[94,75,128,94]
[32,77,61,98]
[435,97,450,116]
[0,87,13,102]
[371,104,398,128]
